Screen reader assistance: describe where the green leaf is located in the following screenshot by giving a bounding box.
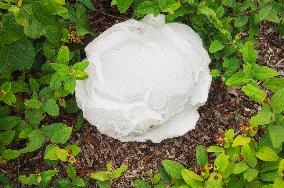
[135,1,160,17]
[269,88,284,113]
[207,146,224,153]
[20,130,45,153]
[196,145,208,166]
[263,78,284,93]
[43,123,72,144]
[268,124,284,149]
[214,153,229,172]
[243,168,258,182]
[67,164,76,179]
[78,0,96,10]
[24,17,46,39]
[90,171,109,181]
[181,169,203,181]
[259,6,280,23]
[234,16,248,27]
[278,159,284,177]
[161,160,185,179]
[73,177,85,187]
[50,73,62,90]
[44,145,68,161]
[226,71,252,86]
[19,174,38,185]
[65,145,81,156]
[72,60,89,70]
[210,69,221,78]
[29,78,39,93]
[233,161,248,174]
[133,179,151,188]
[256,146,279,161]
[0,130,15,145]
[250,104,274,126]
[159,0,181,14]
[223,57,241,79]
[232,135,251,147]
[242,84,266,103]
[0,38,35,78]
[64,76,76,93]
[209,40,225,53]
[24,98,42,109]
[0,116,21,130]
[41,170,58,184]
[43,99,59,116]
[242,41,257,64]
[242,144,257,168]
[111,164,128,179]
[252,65,279,80]
[2,149,20,160]
[57,46,70,64]
[274,177,284,188]
[0,15,24,45]
[116,0,133,13]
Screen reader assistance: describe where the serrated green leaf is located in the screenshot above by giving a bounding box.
[159,0,181,14]
[65,145,81,156]
[250,104,274,126]
[20,130,45,153]
[243,168,258,182]
[226,71,252,86]
[19,174,38,185]
[135,1,160,17]
[0,130,15,145]
[2,149,20,160]
[263,78,284,93]
[0,38,35,78]
[67,164,76,179]
[268,124,284,149]
[252,65,279,80]
[232,135,251,147]
[116,0,133,13]
[209,40,224,53]
[242,84,266,103]
[161,160,185,179]
[269,88,284,113]
[256,146,279,161]
[57,46,70,64]
[24,98,42,109]
[50,73,62,90]
[41,169,58,184]
[242,41,257,64]
[24,17,46,39]
[207,146,224,153]
[90,171,109,181]
[0,116,21,130]
[133,179,151,188]
[111,164,128,179]
[196,145,208,166]
[43,123,72,144]
[78,0,95,10]
[181,169,203,181]
[0,15,24,45]
[214,153,229,172]
[242,144,257,168]
[44,145,68,161]
[43,99,59,116]
[234,16,248,27]
[233,161,248,174]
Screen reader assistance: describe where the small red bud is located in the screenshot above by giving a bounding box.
[252,127,257,131]
[67,150,72,155]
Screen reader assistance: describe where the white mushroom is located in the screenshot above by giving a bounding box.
[75,14,211,143]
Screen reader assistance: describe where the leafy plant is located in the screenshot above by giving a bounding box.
[56,164,86,188]
[90,162,128,188]
[19,169,58,187]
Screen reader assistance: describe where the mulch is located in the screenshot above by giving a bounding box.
[1,0,283,187]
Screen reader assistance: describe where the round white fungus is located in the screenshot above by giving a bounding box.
[75,14,212,143]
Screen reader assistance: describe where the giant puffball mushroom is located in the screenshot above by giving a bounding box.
[75,14,212,143]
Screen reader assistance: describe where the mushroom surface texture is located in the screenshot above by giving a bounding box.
[75,14,212,143]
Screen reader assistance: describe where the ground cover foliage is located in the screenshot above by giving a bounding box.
[0,0,284,187]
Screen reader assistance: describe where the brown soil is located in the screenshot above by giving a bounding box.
[1,0,283,188]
